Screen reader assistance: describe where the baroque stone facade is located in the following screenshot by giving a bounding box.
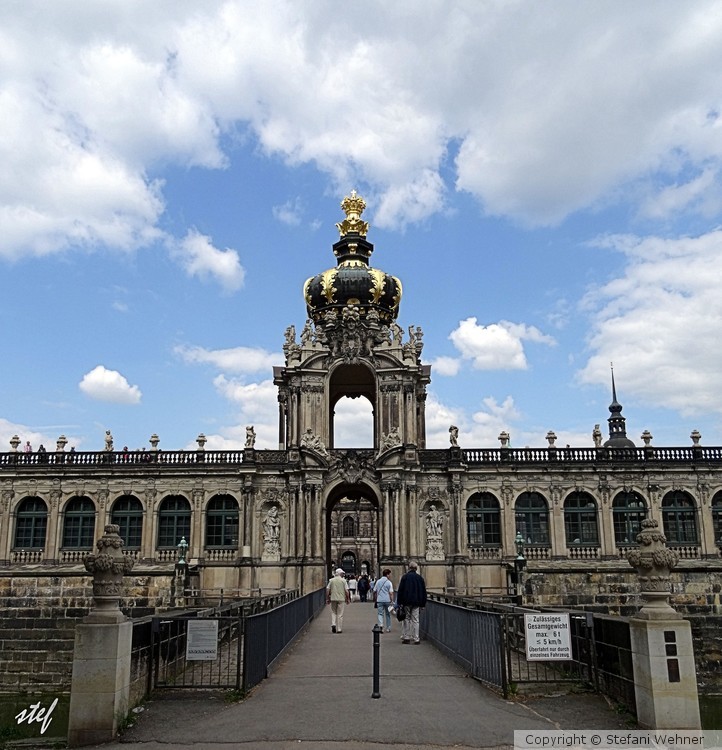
[1,193,721,609]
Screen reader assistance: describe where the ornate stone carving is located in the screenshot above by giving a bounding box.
[627,518,680,617]
[425,504,445,560]
[283,325,300,360]
[262,506,281,560]
[300,428,329,457]
[379,427,402,453]
[245,426,256,448]
[83,524,135,622]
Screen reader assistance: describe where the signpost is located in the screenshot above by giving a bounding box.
[524,613,572,661]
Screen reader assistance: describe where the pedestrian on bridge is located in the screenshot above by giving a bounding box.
[326,568,350,633]
[397,561,427,644]
[373,569,395,632]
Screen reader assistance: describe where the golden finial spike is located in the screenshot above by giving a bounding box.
[336,190,370,237]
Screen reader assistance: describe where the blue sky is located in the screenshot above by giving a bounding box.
[2,1,722,453]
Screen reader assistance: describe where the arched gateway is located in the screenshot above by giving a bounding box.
[270,190,431,591]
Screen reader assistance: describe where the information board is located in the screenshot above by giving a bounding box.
[186,619,219,661]
[524,613,572,661]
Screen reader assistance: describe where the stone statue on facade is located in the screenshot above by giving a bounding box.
[426,504,443,538]
[300,428,329,457]
[379,426,402,453]
[592,424,603,448]
[283,325,300,360]
[449,425,459,446]
[262,506,281,558]
[104,430,114,452]
[425,504,445,560]
[245,425,256,448]
[300,319,313,345]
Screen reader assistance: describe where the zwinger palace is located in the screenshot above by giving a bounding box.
[1,193,721,613]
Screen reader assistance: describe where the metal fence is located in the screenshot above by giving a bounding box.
[243,588,326,692]
[129,588,325,696]
[422,594,636,716]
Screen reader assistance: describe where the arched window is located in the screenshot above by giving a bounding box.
[662,491,698,545]
[342,515,356,537]
[515,492,550,545]
[466,493,501,546]
[110,495,143,549]
[612,491,647,546]
[205,495,239,547]
[157,495,191,548]
[712,491,722,547]
[62,497,96,549]
[14,497,48,549]
[564,492,599,546]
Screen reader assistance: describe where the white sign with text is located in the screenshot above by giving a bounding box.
[186,619,219,661]
[524,613,572,661]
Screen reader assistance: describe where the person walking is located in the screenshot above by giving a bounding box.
[326,568,350,633]
[348,574,357,601]
[396,561,427,644]
[357,574,370,602]
[373,568,394,632]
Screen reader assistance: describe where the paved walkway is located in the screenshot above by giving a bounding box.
[95,601,634,750]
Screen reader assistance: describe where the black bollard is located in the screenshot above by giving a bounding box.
[372,624,382,698]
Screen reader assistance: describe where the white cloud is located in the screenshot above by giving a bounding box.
[172,230,245,292]
[78,365,142,404]
[579,230,722,416]
[429,356,461,377]
[175,344,282,374]
[211,376,279,448]
[272,197,304,227]
[639,168,722,220]
[334,397,374,448]
[0,418,83,453]
[425,393,522,448]
[448,317,555,371]
[5,1,722,254]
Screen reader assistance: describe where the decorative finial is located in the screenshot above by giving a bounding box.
[336,190,370,237]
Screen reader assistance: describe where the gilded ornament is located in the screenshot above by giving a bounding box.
[320,269,337,303]
[335,190,370,237]
[391,276,402,309]
[368,268,386,304]
[303,277,314,308]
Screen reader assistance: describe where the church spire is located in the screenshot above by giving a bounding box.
[604,364,635,448]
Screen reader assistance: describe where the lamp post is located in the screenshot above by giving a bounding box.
[177,536,188,564]
[514,531,527,605]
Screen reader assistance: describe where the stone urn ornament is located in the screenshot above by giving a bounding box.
[83,524,135,623]
[626,518,680,619]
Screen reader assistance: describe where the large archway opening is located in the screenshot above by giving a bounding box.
[329,364,376,449]
[333,396,374,447]
[326,485,380,581]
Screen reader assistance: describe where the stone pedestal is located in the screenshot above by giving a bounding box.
[67,621,133,746]
[626,518,701,729]
[630,616,701,729]
[67,524,135,747]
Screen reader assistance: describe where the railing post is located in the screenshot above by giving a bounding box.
[371,624,382,698]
